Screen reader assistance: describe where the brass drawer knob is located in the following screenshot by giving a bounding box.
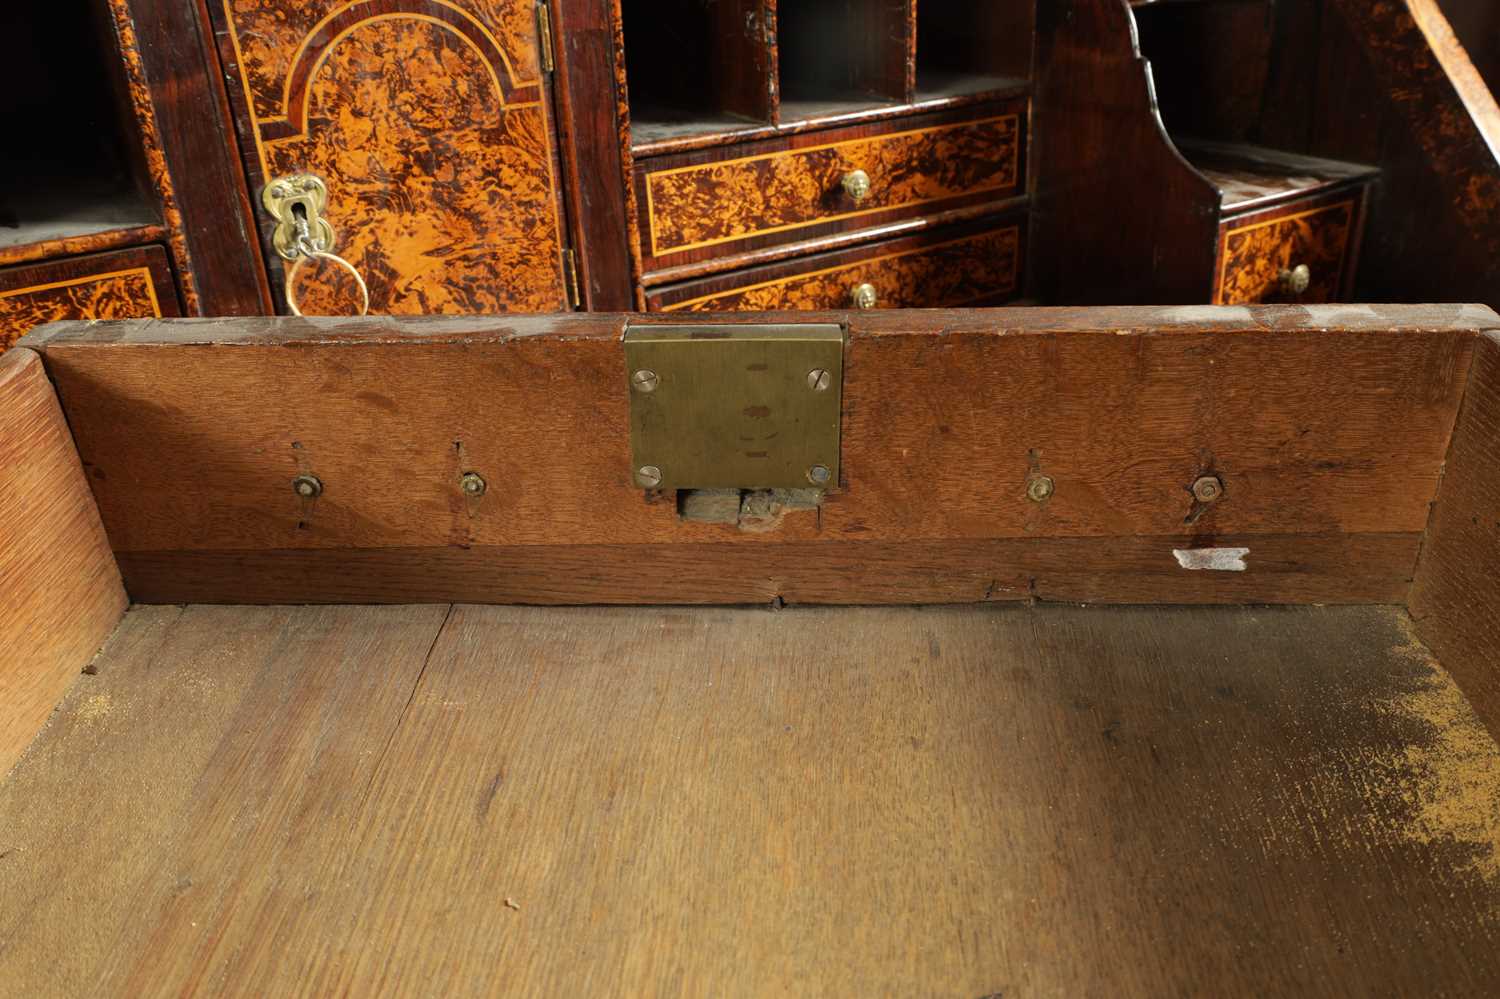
[841,169,871,204]
[1279,263,1311,296]
[850,282,878,309]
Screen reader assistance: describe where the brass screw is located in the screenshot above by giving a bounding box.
[631,369,659,393]
[1027,475,1055,503]
[292,474,322,499]
[637,465,662,488]
[460,471,487,497]
[807,369,832,391]
[1192,475,1225,504]
[807,464,832,485]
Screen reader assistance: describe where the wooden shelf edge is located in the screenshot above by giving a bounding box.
[0,222,169,271]
[1172,138,1381,216]
[637,197,1030,288]
[631,78,1031,159]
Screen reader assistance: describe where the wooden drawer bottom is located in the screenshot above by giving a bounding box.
[1,246,180,352]
[4,603,1500,996]
[646,221,1024,312]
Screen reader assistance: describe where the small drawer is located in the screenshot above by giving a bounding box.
[1214,192,1364,305]
[645,220,1024,312]
[1,246,181,352]
[636,103,1025,270]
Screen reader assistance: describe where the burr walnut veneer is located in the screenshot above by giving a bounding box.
[5,0,1500,352]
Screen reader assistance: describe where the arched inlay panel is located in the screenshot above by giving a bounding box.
[214,0,568,314]
[223,0,540,121]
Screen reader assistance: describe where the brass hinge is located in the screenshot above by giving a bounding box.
[536,1,555,73]
[562,248,581,309]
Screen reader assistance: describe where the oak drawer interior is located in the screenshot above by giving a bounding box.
[4,304,1500,995]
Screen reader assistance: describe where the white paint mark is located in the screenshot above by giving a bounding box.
[1460,303,1499,325]
[1173,547,1250,571]
[1155,305,1255,323]
[1298,304,1379,325]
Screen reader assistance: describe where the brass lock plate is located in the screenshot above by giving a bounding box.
[624,323,844,490]
[262,174,335,260]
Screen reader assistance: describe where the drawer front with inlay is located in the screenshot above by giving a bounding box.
[1214,192,1364,305]
[646,221,1023,312]
[1,246,181,353]
[636,105,1025,271]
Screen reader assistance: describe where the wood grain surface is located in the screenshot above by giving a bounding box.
[620,0,774,130]
[647,221,1021,312]
[636,102,1025,269]
[1,247,182,353]
[1214,193,1358,305]
[777,0,911,107]
[549,0,637,309]
[113,532,1424,607]
[104,0,202,313]
[124,0,274,316]
[638,197,1025,288]
[0,223,166,273]
[1,603,1498,995]
[1411,330,1500,735]
[1323,0,1500,308]
[630,78,1033,159]
[24,304,1488,606]
[1180,140,1378,214]
[0,349,126,778]
[208,0,571,315]
[1032,0,1222,304]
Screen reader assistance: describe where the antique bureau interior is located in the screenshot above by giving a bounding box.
[2,0,1500,992]
[8,0,1498,340]
[3,304,1500,995]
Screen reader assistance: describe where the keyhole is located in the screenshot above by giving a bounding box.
[288,200,316,252]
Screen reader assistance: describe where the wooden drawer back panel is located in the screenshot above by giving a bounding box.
[23,305,1490,607]
[647,222,1023,312]
[637,105,1025,269]
[1214,193,1362,305]
[0,246,180,353]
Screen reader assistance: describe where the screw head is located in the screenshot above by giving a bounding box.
[807,464,832,485]
[631,369,659,393]
[460,471,487,497]
[636,465,662,488]
[807,368,832,391]
[1026,475,1055,503]
[1192,474,1225,504]
[292,474,323,499]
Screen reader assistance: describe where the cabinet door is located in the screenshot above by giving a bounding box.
[210,0,572,314]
